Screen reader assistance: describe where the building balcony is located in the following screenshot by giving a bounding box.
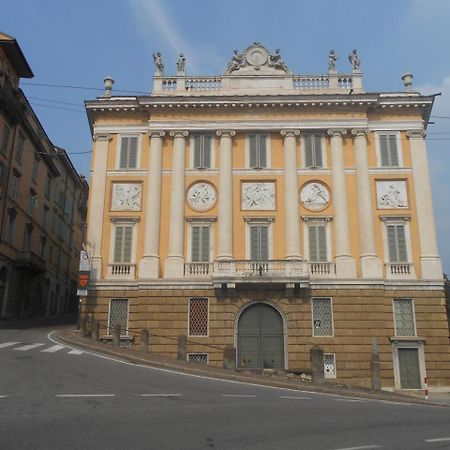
[308,262,336,278]
[15,250,46,274]
[385,263,416,280]
[107,263,136,280]
[184,262,212,278]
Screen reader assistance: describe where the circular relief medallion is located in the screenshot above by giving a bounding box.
[187,182,217,212]
[245,47,269,67]
[300,181,330,211]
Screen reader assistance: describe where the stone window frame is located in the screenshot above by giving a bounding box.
[323,352,337,379]
[380,216,413,264]
[311,297,334,337]
[109,217,139,265]
[374,131,404,168]
[187,353,209,364]
[244,216,274,261]
[115,134,142,170]
[245,133,272,169]
[302,216,332,263]
[108,298,129,336]
[300,132,327,169]
[392,298,417,337]
[188,297,209,337]
[189,133,216,170]
[186,217,215,263]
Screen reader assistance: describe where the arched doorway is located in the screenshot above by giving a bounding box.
[237,303,285,369]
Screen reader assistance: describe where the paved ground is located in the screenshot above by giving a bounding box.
[1,319,450,449]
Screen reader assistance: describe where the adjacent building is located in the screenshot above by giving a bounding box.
[0,32,89,319]
[83,43,449,390]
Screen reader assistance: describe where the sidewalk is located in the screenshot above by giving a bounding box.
[55,328,449,407]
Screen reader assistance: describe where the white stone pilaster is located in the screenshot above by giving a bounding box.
[87,133,111,280]
[216,130,235,260]
[407,130,442,280]
[139,130,165,278]
[164,130,189,278]
[281,129,301,259]
[328,129,356,278]
[352,129,382,278]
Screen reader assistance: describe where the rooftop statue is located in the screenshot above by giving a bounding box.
[348,49,361,72]
[227,49,246,74]
[153,52,164,76]
[268,49,288,73]
[328,49,338,72]
[176,53,186,76]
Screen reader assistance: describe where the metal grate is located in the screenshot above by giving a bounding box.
[109,298,129,335]
[188,298,209,336]
[323,353,336,378]
[394,299,416,336]
[188,353,208,364]
[312,297,333,336]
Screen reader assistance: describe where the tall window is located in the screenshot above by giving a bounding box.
[119,136,138,169]
[4,208,16,245]
[188,298,209,336]
[393,299,416,336]
[28,190,37,216]
[11,174,19,200]
[108,298,129,335]
[191,224,210,262]
[113,225,133,263]
[43,206,49,229]
[23,223,33,250]
[249,134,267,169]
[250,224,269,260]
[193,135,211,169]
[45,175,52,198]
[312,297,334,336]
[15,132,25,163]
[1,124,10,155]
[304,134,323,168]
[387,224,408,262]
[379,133,400,167]
[32,156,40,181]
[39,236,47,258]
[308,223,328,262]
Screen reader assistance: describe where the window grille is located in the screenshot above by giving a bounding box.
[108,298,129,335]
[119,136,138,169]
[304,134,323,168]
[393,298,416,336]
[188,298,209,336]
[323,353,336,378]
[193,135,211,169]
[188,353,208,364]
[249,134,267,168]
[379,133,400,167]
[312,297,333,336]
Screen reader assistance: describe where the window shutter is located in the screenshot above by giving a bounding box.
[313,135,323,167]
[202,136,211,169]
[396,225,407,262]
[304,135,313,167]
[379,135,390,167]
[388,134,399,166]
[193,136,202,169]
[309,225,318,262]
[119,137,129,169]
[123,226,133,262]
[250,225,259,260]
[318,225,327,261]
[201,226,210,262]
[114,227,124,262]
[249,135,257,168]
[259,226,268,260]
[258,135,267,168]
[191,226,201,262]
[128,137,138,168]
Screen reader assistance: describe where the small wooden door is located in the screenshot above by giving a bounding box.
[238,303,284,369]
[398,348,421,389]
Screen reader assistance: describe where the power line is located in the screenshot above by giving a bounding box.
[28,96,84,108]
[30,102,84,114]
[22,81,148,95]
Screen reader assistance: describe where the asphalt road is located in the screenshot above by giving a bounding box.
[1,320,450,450]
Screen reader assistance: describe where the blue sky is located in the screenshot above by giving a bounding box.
[3,0,450,272]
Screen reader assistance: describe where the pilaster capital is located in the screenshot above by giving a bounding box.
[93,133,112,142]
[169,130,189,138]
[327,129,347,137]
[280,129,300,138]
[406,129,426,139]
[351,129,369,138]
[148,130,166,138]
[216,129,236,138]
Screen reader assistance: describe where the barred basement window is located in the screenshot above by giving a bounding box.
[188,298,209,336]
[188,353,208,364]
[108,298,129,335]
[323,353,336,378]
[393,298,416,337]
[312,297,334,336]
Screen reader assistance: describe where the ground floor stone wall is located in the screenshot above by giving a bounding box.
[82,285,450,389]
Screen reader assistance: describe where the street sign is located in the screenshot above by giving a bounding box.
[79,250,91,271]
[78,271,90,289]
[77,289,88,297]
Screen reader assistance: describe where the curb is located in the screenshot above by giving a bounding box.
[54,329,447,407]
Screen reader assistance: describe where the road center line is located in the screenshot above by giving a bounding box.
[334,398,367,403]
[0,342,21,349]
[56,394,116,398]
[280,395,312,400]
[140,394,181,397]
[221,394,257,398]
[332,445,382,450]
[424,437,450,443]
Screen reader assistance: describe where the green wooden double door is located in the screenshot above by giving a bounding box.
[398,348,422,389]
[237,303,284,369]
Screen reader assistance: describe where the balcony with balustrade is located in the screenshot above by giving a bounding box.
[385,262,416,280]
[107,263,136,280]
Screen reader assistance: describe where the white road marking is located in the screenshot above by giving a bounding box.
[280,395,312,400]
[381,400,413,406]
[334,398,367,403]
[221,394,257,398]
[332,445,382,450]
[68,349,83,355]
[13,343,45,351]
[425,437,450,443]
[140,394,181,397]
[56,394,116,398]
[41,344,65,353]
[0,342,21,349]
[0,395,8,398]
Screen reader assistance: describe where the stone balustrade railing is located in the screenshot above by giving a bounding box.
[213,259,307,277]
[108,264,136,279]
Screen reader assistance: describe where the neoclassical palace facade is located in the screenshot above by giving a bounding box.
[83,43,449,389]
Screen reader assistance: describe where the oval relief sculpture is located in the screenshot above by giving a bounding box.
[300,181,330,211]
[187,182,217,211]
